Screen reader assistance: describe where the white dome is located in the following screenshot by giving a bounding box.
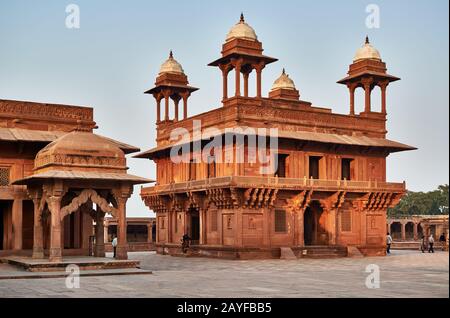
[159,51,184,75]
[225,13,258,42]
[353,36,381,62]
[271,69,296,91]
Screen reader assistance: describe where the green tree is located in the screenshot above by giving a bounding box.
[388,184,449,217]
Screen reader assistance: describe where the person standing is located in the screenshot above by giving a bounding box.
[428,234,435,253]
[386,232,393,254]
[181,233,191,254]
[420,235,426,253]
[112,235,118,258]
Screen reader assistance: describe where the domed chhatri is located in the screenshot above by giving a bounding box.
[353,36,381,62]
[34,130,127,174]
[268,68,300,101]
[225,13,258,42]
[271,68,296,91]
[159,50,185,75]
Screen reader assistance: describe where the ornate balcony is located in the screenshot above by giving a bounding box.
[141,176,406,196]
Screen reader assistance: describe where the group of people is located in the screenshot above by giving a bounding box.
[386,232,447,254]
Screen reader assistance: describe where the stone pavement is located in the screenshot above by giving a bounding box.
[0,250,447,298]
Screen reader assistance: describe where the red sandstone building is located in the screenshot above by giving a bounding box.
[138,15,416,259]
[0,100,149,261]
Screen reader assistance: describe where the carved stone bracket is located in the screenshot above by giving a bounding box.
[289,190,313,212]
[143,195,169,213]
[243,188,277,209]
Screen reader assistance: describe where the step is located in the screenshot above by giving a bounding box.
[300,245,348,258]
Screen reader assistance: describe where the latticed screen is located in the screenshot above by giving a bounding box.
[275,210,287,232]
[210,210,218,231]
[341,211,352,232]
[0,168,10,186]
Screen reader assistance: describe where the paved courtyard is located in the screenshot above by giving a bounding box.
[0,250,448,298]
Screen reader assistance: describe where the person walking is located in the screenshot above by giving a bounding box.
[112,235,118,258]
[439,233,446,251]
[420,235,426,253]
[428,234,435,253]
[386,232,393,254]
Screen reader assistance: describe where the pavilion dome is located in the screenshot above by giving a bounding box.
[271,69,296,91]
[353,36,381,62]
[225,13,258,42]
[158,51,185,75]
[34,130,127,173]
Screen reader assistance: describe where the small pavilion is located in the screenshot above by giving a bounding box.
[13,129,151,262]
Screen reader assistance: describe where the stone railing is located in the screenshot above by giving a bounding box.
[141,176,406,195]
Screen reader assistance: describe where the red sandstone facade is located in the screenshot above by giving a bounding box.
[138,15,416,259]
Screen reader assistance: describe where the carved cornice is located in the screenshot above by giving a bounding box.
[0,100,93,122]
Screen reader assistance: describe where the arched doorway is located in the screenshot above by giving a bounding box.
[417,223,423,238]
[405,222,414,240]
[304,201,327,245]
[390,222,402,240]
[188,207,200,244]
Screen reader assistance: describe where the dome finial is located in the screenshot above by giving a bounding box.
[365,35,370,44]
[169,50,173,59]
[282,68,286,75]
[240,12,245,23]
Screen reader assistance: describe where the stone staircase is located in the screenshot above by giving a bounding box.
[297,245,348,258]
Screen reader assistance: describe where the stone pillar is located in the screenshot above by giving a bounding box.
[94,210,105,257]
[379,81,389,114]
[180,91,189,119]
[235,208,243,247]
[155,215,160,244]
[401,222,406,241]
[294,208,305,247]
[243,72,249,97]
[413,222,418,240]
[167,211,172,243]
[114,186,132,260]
[12,198,23,250]
[48,196,63,262]
[116,201,128,260]
[31,194,44,259]
[261,208,270,247]
[172,96,180,122]
[154,93,162,123]
[220,64,229,100]
[234,61,241,97]
[163,90,170,121]
[81,204,92,252]
[360,209,367,246]
[361,78,373,113]
[328,208,338,245]
[254,63,265,98]
[348,83,357,115]
[320,199,338,245]
[364,83,371,113]
[199,209,207,245]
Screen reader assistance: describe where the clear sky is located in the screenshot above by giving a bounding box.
[0,0,448,217]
